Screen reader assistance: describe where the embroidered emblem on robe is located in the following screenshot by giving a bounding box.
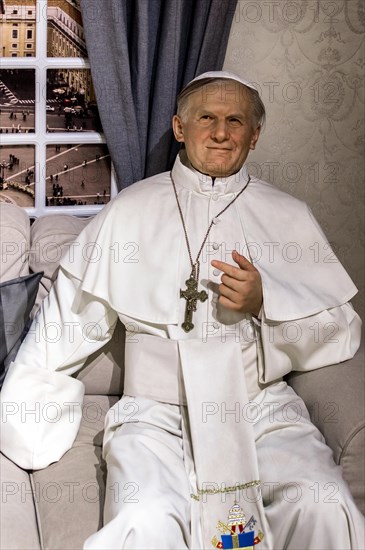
[211,503,264,549]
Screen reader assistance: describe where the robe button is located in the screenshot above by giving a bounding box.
[212,217,220,225]
[213,322,220,329]
[212,242,219,250]
[213,269,220,276]
[212,193,219,201]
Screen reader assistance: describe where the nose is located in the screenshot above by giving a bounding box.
[211,119,229,142]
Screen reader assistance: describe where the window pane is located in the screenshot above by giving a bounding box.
[0,2,36,57]
[47,0,86,58]
[0,145,35,207]
[0,69,35,133]
[47,68,101,132]
[46,144,111,206]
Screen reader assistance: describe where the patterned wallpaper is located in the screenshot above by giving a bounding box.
[224,0,364,316]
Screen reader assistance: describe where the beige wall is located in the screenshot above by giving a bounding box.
[224,0,364,316]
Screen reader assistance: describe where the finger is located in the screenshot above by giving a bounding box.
[232,250,256,272]
[211,259,245,279]
[219,283,241,302]
[211,252,257,276]
[221,273,249,291]
[217,293,242,311]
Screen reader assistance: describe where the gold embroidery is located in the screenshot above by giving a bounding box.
[211,503,265,548]
[190,480,261,501]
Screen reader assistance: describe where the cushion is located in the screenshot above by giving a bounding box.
[0,203,30,282]
[0,272,43,388]
[0,452,41,550]
[31,395,119,550]
[29,214,91,311]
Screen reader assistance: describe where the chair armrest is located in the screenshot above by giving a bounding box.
[286,342,364,514]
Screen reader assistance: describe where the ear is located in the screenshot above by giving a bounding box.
[249,125,261,151]
[172,115,185,143]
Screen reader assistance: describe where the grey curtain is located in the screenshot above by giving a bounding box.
[80,0,238,189]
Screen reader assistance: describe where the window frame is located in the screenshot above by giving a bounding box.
[1,0,117,218]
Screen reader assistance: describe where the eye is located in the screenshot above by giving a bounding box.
[229,117,242,126]
[199,114,213,121]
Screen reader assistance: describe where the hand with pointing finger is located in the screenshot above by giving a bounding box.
[211,250,263,317]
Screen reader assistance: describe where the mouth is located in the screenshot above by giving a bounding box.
[206,147,232,151]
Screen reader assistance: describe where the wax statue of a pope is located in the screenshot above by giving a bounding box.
[1,71,364,549]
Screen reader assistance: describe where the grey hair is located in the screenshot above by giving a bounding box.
[176,77,266,130]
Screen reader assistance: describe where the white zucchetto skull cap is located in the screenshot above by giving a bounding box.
[180,70,258,94]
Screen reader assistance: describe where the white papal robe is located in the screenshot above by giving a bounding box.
[1,151,363,549]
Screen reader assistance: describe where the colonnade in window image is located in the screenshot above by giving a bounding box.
[0,143,111,207]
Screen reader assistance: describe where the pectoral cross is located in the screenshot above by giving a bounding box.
[180,274,208,332]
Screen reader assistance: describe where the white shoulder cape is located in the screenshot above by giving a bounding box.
[60,163,357,323]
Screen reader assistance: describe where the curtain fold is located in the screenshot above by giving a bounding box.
[80,0,238,189]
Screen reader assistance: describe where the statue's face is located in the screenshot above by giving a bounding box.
[173,81,261,178]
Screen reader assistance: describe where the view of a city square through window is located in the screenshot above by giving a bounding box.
[0,0,112,210]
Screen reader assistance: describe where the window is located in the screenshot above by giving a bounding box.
[0,0,115,217]
[12,10,18,15]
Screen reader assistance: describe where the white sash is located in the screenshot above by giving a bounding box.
[125,335,273,549]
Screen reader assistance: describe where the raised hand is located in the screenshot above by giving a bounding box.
[211,250,263,317]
